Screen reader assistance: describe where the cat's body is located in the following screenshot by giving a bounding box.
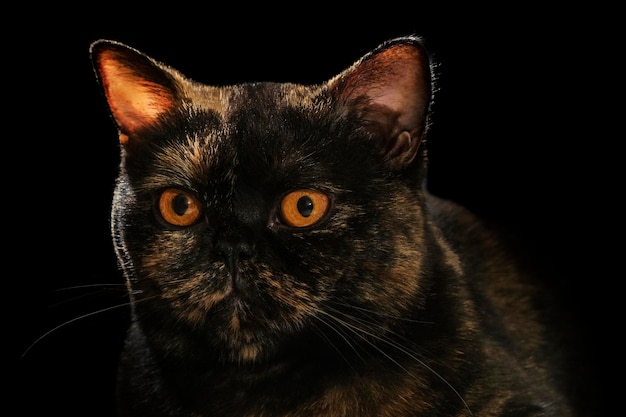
[91,36,575,416]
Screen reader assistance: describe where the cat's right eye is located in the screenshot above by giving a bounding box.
[157,188,203,227]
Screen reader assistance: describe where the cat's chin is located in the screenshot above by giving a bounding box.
[224,340,268,364]
[215,328,279,365]
[209,296,283,364]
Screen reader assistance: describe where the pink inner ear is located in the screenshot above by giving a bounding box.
[98,50,176,136]
[333,41,431,169]
[348,45,429,133]
[371,62,425,132]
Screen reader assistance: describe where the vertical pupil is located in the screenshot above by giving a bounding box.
[297,195,314,217]
[172,194,189,216]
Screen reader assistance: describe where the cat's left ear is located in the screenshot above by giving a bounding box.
[328,36,432,170]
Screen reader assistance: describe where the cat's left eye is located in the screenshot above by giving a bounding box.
[157,189,203,227]
[279,189,331,228]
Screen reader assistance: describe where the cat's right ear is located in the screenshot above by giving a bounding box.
[90,40,180,150]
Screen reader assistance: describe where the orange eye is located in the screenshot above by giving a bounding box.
[280,189,330,228]
[158,188,202,227]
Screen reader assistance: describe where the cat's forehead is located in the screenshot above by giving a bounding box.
[217,81,322,117]
[193,81,332,164]
[144,84,332,191]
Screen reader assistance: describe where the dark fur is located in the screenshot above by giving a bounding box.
[91,36,575,416]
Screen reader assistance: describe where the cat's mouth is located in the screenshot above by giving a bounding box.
[159,265,313,362]
[224,294,258,329]
[211,294,282,363]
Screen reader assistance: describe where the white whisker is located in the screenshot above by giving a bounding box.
[49,284,127,308]
[21,294,156,360]
[318,305,473,416]
[308,318,361,373]
[331,301,434,324]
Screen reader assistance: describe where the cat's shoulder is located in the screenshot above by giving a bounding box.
[425,192,483,237]
[425,192,515,262]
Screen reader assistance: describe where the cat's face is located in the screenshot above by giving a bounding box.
[91,37,432,363]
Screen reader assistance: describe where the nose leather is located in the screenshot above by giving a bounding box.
[214,231,256,292]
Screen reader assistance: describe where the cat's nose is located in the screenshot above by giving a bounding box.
[214,235,256,280]
[215,239,255,264]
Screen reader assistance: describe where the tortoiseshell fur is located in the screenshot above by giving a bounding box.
[91,36,576,416]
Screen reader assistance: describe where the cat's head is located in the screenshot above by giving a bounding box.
[91,36,434,363]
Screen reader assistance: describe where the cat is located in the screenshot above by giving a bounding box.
[90,35,578,416]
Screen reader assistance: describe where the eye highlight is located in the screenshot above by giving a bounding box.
[158,188,202,227]
[280,189,330,228]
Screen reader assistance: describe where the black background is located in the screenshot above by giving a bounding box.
[13,7,608,416]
